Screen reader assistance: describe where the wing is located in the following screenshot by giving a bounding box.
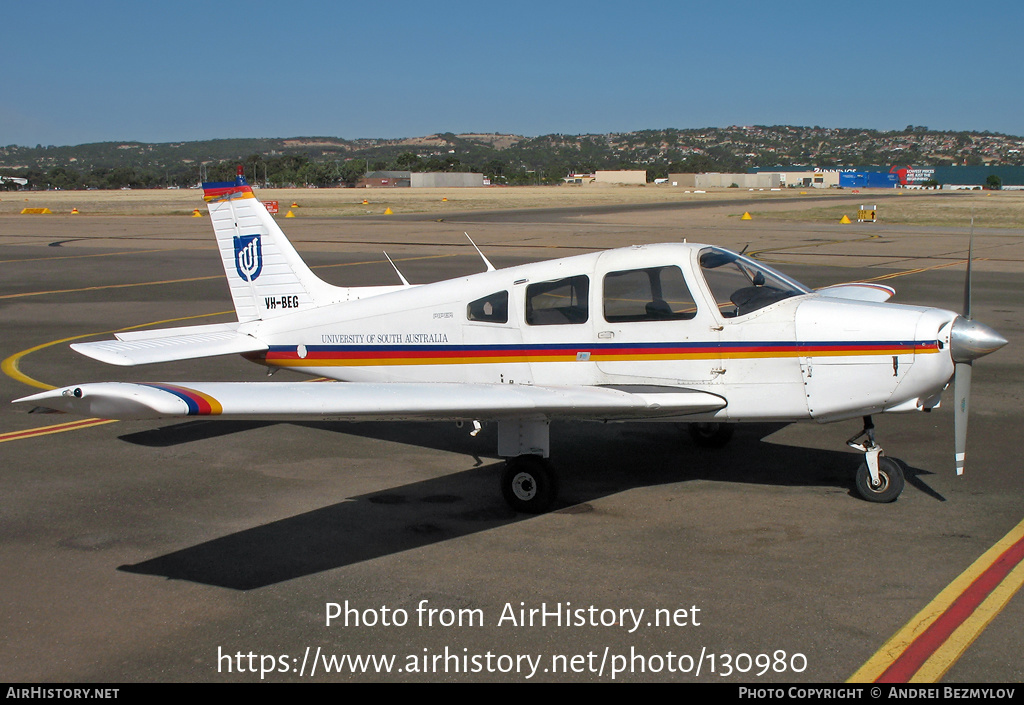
[14,382,726,422]
[816,283,895,302]
[71,323,267,366]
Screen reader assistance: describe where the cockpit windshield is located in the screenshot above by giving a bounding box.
[698,247,810,318]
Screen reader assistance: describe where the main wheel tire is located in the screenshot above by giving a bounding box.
[501,456,558,514]
[688,422,735,448]
[855,456,905,503]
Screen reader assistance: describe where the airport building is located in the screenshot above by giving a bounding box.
[669,172,782,188]
[410,172,485,188]
[751,165,1024,188]
[561,171,648,185]
[563,172,596,184]
[744,169,841,188]
[772,171,840,188]
[358,171,484,188]
[594,170,647,185]
[358,171,411,188]
[892,165,1024,187]
[839,172,900,188]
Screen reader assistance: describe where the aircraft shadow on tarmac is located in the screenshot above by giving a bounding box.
[117,420,941,590]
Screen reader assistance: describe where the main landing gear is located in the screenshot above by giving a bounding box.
[847,416,905,503]
[501,455,558,514]
[688,422,735,448]
[498,419,558,514]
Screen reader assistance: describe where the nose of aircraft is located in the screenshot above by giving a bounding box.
[950,316,1008,363]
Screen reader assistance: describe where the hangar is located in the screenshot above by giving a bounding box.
[410,172,485,188]
[594,170,647,185]
[669,172,781,188]
[839,172,900,189]
[358,171,484,188]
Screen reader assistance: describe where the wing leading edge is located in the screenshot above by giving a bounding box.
[14,382,726,422]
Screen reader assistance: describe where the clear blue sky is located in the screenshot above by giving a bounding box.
[4,0,1022,146]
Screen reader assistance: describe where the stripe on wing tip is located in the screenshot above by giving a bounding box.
[141,383,223,415]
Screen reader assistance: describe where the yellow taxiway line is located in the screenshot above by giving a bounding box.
[849,516,1024,682]
[0,248,180,265]
[0,418,119,443]
[2,311,234,391]
[0,253,456,301]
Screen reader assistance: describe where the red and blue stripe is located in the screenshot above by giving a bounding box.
[202,179,255,203]
[261,340,940,368]
[141,384,223,415]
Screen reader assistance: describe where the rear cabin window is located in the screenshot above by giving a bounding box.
[525,275,589,325]
[467,291,509,323]
[603,266,698,322]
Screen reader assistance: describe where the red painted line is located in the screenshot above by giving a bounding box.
[876,533,1024,682]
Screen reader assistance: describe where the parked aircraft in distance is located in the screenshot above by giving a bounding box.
[14,168,1007,512]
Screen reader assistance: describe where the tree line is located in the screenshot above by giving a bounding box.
[1,149,739,190]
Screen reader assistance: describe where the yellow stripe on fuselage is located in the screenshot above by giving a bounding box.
[264,346,939,368]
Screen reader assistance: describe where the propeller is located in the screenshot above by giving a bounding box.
[949,219,1007,475]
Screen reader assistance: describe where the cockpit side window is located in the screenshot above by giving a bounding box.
[467,291,509,323]
[526,275,589,325]
[698,248,808,318]
[603,266,697,322]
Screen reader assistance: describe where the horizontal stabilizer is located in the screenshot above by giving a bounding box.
[14,382,726,422]
[71,330,267,366]
[817,282,895,302]
[113,322,243,342]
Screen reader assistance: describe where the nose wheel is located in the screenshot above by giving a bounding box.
[847,416,905,503]
[854,456,905,503]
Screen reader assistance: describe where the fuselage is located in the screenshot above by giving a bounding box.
[239,243,958,424]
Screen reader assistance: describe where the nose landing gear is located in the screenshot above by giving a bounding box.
[847,416,905,503]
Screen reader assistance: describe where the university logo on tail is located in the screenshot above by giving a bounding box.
[233,233,263,282]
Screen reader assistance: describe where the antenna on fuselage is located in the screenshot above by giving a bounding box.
[465,232,496,272]
[383,251,411,286]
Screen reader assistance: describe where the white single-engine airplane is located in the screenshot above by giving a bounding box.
[14,169,1008,512]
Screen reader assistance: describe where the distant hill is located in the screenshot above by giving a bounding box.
[3,126,1022,189]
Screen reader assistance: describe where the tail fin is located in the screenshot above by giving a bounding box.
[204,167,338,322]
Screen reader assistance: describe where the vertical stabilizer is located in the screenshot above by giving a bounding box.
[203,168,337,322]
